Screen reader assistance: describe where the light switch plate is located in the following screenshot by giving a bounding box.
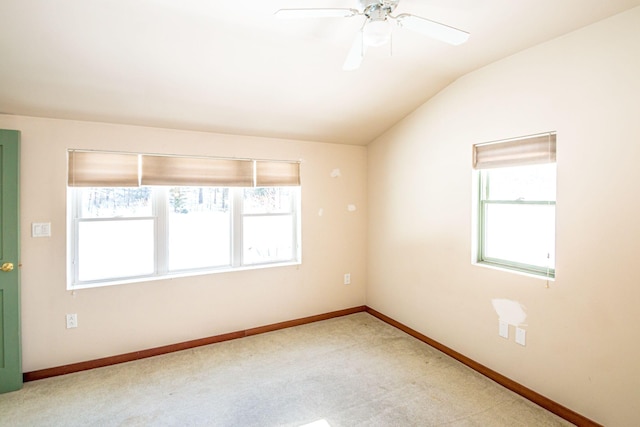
[32,222,51,237]
[499,320,509,339]
[516,327,526,346]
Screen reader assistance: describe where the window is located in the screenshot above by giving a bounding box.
[473,133,556,279]
[75,187,155,282]
[241,187,297,265]
[167,187,231,271]
[68,151,301,289]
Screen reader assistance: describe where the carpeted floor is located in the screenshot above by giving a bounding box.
[0,313,572,426]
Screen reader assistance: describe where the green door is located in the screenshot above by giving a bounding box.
[0,129,21,393]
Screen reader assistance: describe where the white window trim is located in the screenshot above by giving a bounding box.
[471,171,556,281]
[67,186,301,290]
[471,132,556,280]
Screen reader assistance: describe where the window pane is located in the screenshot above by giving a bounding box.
[79,187,152,218]
[243,215,294,265]
[78,219,155,281]
[168,187,231,270]
[484,203,555,269]
[243,187,293,214]
[485,163,556,201]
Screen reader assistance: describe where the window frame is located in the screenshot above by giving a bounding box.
[68,185,301,290]
[472,132,557,280]
[477,168,556,278]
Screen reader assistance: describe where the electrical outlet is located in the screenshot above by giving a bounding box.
[515,327,526,346]
[344,273,351,285]
[66,313,78,329]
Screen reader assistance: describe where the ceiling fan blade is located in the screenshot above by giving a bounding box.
[275,8,359,19]
[395,14,469,45]
[343,31,367,71]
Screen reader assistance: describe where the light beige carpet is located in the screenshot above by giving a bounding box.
[0,313,572,426]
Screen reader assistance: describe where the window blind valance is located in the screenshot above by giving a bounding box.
[473,132,556,170]
[141,155,254,187]
[256,160,301,186]
[68,151,140,187]
[68,150,301,188]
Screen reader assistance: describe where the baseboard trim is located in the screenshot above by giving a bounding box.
[365,306,601,427]
[23,305,366,382]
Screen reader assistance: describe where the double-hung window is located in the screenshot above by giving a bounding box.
[68,151,301,289]
[473,133,556,279]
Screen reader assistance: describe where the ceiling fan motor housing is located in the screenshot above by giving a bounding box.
[359,0,399,16]
[360,0,398,47]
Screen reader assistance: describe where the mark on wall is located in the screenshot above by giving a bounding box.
[491,298,527,326]
[318,208,324,217]
[347,204,357,212]
[330,168,341,178]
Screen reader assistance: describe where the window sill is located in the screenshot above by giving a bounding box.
[67,260,302,291]
[472,261,555,281]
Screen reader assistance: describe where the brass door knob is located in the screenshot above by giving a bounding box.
[1,262,14,272]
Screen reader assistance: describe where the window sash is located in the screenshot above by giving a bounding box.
[240,191,298,266]
[479,200,556,276]
[75,217,157,282]
[241,214,296,266]
[165,187,232,272]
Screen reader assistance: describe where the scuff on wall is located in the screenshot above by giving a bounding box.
[491,298,527,326]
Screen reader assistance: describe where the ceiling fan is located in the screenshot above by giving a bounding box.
[275,0,470,71]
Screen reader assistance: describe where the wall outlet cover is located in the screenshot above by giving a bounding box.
[66,313,78,329]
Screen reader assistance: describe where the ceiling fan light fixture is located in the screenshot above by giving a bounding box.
[275,0,470,70]
[363,19,391,47]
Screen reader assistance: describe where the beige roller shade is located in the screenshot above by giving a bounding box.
[141,155,254,187]
[473,133,556,169]
[68,151,140,187]
[255,160,300,187]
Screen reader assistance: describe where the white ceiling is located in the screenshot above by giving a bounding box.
[1,0,639,145]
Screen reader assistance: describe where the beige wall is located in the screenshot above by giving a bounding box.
[0,115,367,372]
[367,7,640,427]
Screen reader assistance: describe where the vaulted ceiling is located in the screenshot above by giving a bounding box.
[1,0,639,145]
